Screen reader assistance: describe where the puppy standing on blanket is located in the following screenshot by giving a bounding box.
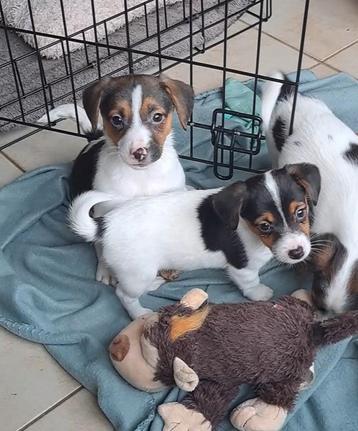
[39,74,194,284]
[69,163,320,318]
[262,72,358,313]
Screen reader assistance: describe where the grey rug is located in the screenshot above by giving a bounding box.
[0,0,253,133]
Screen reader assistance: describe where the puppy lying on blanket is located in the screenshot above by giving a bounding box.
[262,72,358,313]
[39,74,194,285]
[69,163,320,318]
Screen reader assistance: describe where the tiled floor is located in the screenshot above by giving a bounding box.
[1,0,358,429]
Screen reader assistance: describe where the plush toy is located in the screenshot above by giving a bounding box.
[109,289,358,431]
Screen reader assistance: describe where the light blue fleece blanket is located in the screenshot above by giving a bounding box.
[0,71,357,431]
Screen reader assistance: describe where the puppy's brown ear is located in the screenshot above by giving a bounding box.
[159,74,194,130]
[212,182,247,230]
[83,78,111,131]
[286,163,321,205]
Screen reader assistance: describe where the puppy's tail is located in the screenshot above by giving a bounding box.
[311,310,358,347]
[261,71,294,131]
[37,104,102,139]
[68,191,113,242]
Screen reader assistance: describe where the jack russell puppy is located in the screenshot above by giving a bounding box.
[39,74,194,284]
[262,72,358,313]
[69,163,320,318]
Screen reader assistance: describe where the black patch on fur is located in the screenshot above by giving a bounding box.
[96,216,106,239]
[344,143,358,165]
[272,116,286,152]
[277,75,295,102]
[198,195,248,269]
[69,139,105,199]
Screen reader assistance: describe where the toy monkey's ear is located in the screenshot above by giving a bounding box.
[173,357,199,392]
[180,288,208,310]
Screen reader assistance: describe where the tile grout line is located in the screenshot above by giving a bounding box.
[240,17,358,67]
[16,386,83,431]
[320,38,358,62]
[0,151,26,172]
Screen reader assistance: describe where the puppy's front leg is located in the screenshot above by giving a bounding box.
[227,265,273,301]
[115,287,152,319]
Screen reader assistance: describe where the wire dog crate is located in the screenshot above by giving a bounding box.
[0,0,310,179]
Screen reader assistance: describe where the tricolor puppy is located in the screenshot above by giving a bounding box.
[69,163,319,318]
[262,72,358,313]
[39,74,194,283]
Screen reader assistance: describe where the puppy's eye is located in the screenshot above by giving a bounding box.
[111,115,124,128]
[152,113,164,123]
[296,207,306,222]
[258,222,273,234]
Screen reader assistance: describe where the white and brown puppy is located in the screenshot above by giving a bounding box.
[69,163,319,318]
[39,74,194,283]
[262,72,358,313]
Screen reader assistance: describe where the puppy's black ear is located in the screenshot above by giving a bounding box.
[286,163,321,205]
[159,74,194,130]
[212,182,247,230]
[83,78,111,131]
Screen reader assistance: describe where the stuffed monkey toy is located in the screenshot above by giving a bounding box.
[109,289,358,431]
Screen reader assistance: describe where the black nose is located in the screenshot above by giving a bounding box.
[288,246,304,260]
[132,148,147,162]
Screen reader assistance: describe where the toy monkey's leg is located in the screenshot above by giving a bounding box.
[230,380,300,431]
[159,381,239,431]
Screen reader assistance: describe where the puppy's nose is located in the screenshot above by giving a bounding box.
[109,334,130,362]
[288,246,304,260]
[132,147,147,162]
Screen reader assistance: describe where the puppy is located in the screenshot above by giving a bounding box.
[262,72,358,313]
[39,74,194,283]
[69,163,319,318]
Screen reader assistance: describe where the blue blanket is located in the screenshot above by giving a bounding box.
[0,71,357,431]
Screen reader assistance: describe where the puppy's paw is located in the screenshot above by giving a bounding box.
[159,269,180,281]
[96,261,116,285]
[230,398,287,431]
[158,402,212,431]
[245,284,273,301]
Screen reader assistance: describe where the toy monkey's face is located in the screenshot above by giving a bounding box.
[109,312,166,392]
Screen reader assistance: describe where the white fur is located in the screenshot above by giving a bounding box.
[37,104,97,134]
[69,188,276,318]
[263,72,358,312]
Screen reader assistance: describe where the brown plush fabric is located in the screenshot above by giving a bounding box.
[145,296,358,428]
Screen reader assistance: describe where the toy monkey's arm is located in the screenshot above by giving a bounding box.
[159,381,239,430]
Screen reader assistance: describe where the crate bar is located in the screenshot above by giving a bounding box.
[90,0,102,79]
[289,0,310,135]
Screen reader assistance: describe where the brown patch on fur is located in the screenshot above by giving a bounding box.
[169,306,209,342]
[255,212,276,224]
[110,334,130,361]
[246,218,277,250]
[102,117,127,146]
[289,200,310,236]
[153,112,173,147]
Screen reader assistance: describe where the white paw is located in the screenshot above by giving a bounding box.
[96,261,114,285]
[130,307,153,319]
[245,284,273,301]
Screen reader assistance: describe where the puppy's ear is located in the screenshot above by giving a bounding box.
[159,74,194,130]
[286,163,321,205]
[83,78,111,131]
[212,182,247,230]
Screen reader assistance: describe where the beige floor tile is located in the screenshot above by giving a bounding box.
[0,154,23,187]
[3,120,87,172]
[242,0,358,61]
[310,63,338,78]
[0,327,80,431]
[27,389,113,431]
[325,43,358,78]
[164,24,316,93]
